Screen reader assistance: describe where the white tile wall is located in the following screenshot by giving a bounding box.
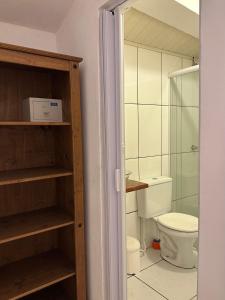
[182,107,199,153]
[182,72,199,107]
[125,104,138,159]
[126,212,140,240]
[124,42,198,239]
[139,156,161,180]
[124,45,137,103]
[173,195,199,217]
[138,48,161,105]
[181,152,199,198]
[139,105,162,157]
[162,54,182,105]
[162,155,170,176]
[162,106,169,155]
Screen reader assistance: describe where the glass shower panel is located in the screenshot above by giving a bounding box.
[170,69,199,217]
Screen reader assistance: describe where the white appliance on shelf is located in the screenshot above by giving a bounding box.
[22,97,63,122]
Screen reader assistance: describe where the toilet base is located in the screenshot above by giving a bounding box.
[159,227,198,269]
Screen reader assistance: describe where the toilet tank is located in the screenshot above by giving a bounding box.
[137,177,172,219]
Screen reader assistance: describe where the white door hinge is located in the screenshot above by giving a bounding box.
[115,169,121,192]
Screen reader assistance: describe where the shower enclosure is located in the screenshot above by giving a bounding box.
[169,65,199,217]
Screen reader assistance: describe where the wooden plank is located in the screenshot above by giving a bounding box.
[0,167,73,186]
[126,179,149,193]
[0,121,71,126]
[0,48,70,71]
[69,63,86,299]
[23,285,69,300]
[0,42,83,63]
[0,250,75,299]
[0,207,74,244]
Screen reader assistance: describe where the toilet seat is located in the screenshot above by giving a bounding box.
[157,213,198,233]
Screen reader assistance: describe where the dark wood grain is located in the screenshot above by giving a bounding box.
[0,167,73,186]
[0,250,75,299]
[0,207,74,244]
[126,179,149,193]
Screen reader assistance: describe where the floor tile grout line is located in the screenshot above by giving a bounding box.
[139,257,163,272]
[134,276,169,300]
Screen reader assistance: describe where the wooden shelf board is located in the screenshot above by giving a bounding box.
[0,167,73,186]
[23,285,69,300]
[0,250,75,299]
[0,207,74,245]
[126,179,149,193]
[0,121,71,126]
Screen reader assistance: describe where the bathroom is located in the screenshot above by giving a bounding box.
[124,0,199,299]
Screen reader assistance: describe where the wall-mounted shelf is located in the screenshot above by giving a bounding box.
[0,121,71,126]
[0,167,73,186]
[126,179,149,193]
[0,207,74,244]
[0,250,75,299]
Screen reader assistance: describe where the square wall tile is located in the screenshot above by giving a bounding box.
[182,71,199,107]
[138,48,161,104]
[173,195,199,217]
[162,54,182,105]
[125,104,138,159]
[182,152,199,198]
[162,155,170,176]
[171,154,182,200]
[126,192,137,214]
[170,106,182,154]
[182,58,193,68]
[126,212,140,241]
[182,107,199,153]
[139,105,161,157]
[139,156,161,180]
[170,76,182,106]
[124,45,137,103]
[162,106,169,155]
[125,158,139,180]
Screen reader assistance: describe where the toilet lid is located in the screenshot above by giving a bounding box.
[157,213,198,233]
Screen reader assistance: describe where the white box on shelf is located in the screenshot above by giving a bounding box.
[22,97,63,122]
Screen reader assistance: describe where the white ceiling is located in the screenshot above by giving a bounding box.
[133,0,199,38]
[174,0,199,14]
[0,0,74,32]
[124,8,199,58]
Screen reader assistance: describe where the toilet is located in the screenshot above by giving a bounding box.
[137,177,198,269]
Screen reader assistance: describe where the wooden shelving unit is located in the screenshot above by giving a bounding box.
[0,250,75,299]
[0,43,86,299]
[0,121,71,126]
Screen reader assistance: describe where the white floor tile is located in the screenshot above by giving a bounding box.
[127,276,165,300]
[140,248,162,271]
[136,260,197,300]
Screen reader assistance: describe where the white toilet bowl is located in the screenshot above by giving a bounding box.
[155,213,198,269]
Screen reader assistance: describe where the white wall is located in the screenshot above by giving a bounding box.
[198,0,225,299]
[0,21,57,52]
[56,1,107,299]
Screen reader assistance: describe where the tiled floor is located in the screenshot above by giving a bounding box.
[127,248,197,300]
